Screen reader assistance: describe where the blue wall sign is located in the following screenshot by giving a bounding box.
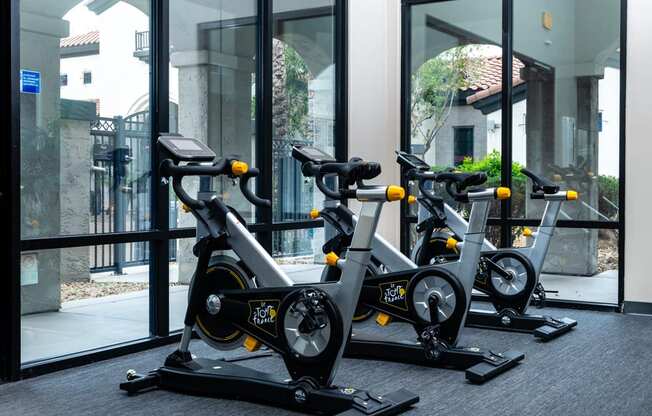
[20,69,41,94]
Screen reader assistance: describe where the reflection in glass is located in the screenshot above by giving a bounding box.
[409,0,502,171]
[272,1,336,230]
[512,0,621,222]
[169,1,258,282]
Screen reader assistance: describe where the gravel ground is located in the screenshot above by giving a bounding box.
[61,282,149,303]
[598,236,618,273]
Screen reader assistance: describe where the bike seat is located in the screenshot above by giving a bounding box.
[521,168,559,194]
[435,171,487,190]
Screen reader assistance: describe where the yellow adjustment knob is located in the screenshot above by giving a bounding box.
[181,203,191,213]
[446,237,458,251]
[407,195,417,205]
[566,190,579,201]
[495,187,512,200]
[309,208,320,219]
[325,252,340,267]
[386,185,406,202]
[243,336,261,352]
[231,161,249,176]
[523,227,533,237]
[376,313,392,327]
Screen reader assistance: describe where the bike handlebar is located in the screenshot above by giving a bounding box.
[301,159,382,200]
[521,168,560,195]
[239,168,272,208]
[162,158,271,210]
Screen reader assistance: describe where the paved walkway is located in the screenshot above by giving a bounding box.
[21,264,617,363]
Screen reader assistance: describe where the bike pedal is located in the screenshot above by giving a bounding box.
[376,313,392,327]
[243,336,262,352]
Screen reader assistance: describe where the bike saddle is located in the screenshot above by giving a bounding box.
[521,168,559,195]
[435,171,487,190]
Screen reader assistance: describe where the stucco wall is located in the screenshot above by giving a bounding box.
[348,0,402,247]
[624,0,652,304]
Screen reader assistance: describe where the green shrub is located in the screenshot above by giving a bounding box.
[431,151,619,224]
[597,175,619,219]
[433,151,525,218]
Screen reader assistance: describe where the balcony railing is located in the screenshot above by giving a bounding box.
[134,30,149,62]
[135,30,149,52]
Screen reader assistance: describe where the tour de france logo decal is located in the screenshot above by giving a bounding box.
[379,281,409,311]
[248,300,280,337]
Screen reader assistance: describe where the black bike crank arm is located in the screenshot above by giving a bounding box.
[483,258,512,279]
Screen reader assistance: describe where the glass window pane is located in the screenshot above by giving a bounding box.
[20,1,152,239]
[169,238,195,332]
[169,1,258,230]
[512,0,621,221]
[273,229,326,283]
[21,244,149,363]
[520,227,619,304]
[409,0,502,179]
[272,1,336,223]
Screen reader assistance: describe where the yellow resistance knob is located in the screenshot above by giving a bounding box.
[523,227,533,237]
[325,252,340,267]
[495,187,512,200]
[386,185,406,202]
[407,195,417,205]
[181,203,191,213]
[566,190,579,201]
[446,237,458,251]
[376,313,393,327]
[309,208,320,219]
[231,161,249,176]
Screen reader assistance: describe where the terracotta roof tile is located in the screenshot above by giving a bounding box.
[60,31,100,48]
[464,56,525,104]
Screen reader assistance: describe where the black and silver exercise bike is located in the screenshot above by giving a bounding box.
[120,136,418,415]
[398,151,578,340]
[294,145,524,384]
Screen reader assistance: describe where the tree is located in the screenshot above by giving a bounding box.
[411,46,478,159]
[272,39,312,141]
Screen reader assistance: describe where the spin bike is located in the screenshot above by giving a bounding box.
[294,145,524,384]
[398,151,578,340]
[120,136,418,415]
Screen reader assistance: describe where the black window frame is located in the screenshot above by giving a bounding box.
[1,0,348,381]
[82,70,92,84]
[60,73,68,86]
[400,0,626,312]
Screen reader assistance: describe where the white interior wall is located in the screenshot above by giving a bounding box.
[348,0,402,246]
[624,0,652,304]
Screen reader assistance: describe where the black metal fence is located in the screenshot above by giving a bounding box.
[90,112,177,273]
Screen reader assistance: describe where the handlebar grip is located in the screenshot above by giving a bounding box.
[316,173,345,200]
[239,168,271,208]
[445,181,469,203]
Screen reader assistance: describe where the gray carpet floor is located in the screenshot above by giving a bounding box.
[2,307,652,416]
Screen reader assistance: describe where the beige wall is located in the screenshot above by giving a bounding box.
[624,0,652,304]
[348,0,402,246]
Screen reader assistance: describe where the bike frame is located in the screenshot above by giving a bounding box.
[324,189,496,344]
[180,186,388,384]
